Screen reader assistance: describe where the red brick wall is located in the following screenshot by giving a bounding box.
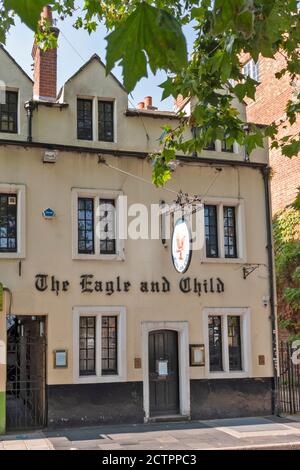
[241,52,300,214]
[32,44,58,101]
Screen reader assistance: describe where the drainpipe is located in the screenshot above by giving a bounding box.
[24,100,35,143]
[262,166,278,415]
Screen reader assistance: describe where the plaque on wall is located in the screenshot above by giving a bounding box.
[54,349,68,368]
[189,344,205,366]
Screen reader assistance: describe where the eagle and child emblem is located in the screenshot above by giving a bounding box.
[171,219,192,273]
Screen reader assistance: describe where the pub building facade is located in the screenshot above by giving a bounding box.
[0,8,277,432]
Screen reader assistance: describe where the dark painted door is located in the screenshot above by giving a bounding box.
[149,330,179,416]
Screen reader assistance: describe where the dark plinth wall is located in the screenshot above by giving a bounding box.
[190,377,273,420]
[47,378,273,427]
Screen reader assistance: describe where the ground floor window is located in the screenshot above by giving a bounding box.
[74,306,126,383]
[204,308,250,377]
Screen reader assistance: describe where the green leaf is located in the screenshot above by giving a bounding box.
[233,83,247,101]
[236,11,254,38]
[282,140,300,158]
[105,2,187,92]
[4,0,52,31]
[159,77,175,101]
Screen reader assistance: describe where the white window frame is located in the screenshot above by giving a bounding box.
[72,187,125,260]
[76,96,117,143]
[201,197,246,263]
[0,183,25,259]
[243,59,260,82]
[73,306,127,384]
[215,140,239,154]
[203,307,251,379]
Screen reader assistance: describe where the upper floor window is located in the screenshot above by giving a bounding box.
[0,193,17,252]
[0,91,18,134]
[98,101,114,142]
[72,188,124,260]
[221,140,234,153]
[223,206,237,258]
[203,200,244,261]
[243,59,259,81]
[77,98,93,140]
[203,141,216,151]
[204,205,218,258]
[0,184,25,259]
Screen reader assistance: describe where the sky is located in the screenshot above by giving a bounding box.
[4,7,196,111]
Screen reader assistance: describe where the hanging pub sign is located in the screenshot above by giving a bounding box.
[171,218,192,273]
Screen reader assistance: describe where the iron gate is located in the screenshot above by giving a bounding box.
[6,333,47,430]
[278,341,300,415]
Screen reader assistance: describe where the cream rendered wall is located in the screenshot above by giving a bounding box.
[29,56,268,165]
[0,48,33,141]
[0,144,272,386]
[0,49,272,390]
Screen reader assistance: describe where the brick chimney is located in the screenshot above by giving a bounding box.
[32,5,59,102]
[143,96,157,110]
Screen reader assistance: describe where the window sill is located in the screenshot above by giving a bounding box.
[73,253,125,261]
[74,374,126,384]
[204,371,250,379]
[201,257,246,264]
[0,252,25,259]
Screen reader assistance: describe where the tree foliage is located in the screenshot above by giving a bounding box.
[273,196,300,340]
[0,0,299,185]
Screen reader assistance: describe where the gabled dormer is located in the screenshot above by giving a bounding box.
[0,45,33,140]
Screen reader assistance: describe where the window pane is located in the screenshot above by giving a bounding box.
[228,316,242,371]
[98,101,114,142]
[79,316,96,375]
[101,315,117,375]
[224,206,237,258]
[78,197,94,254]
[221,140,234,152]
[208,316,223,371]
[0,91,18,133]
[0,194,17,253]
[99,199,116,254]
[77,99,93,140]
[204,205,218,258]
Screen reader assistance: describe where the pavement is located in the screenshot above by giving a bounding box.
[1,415,300,450]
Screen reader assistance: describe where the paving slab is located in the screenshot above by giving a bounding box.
[2,415,300,450]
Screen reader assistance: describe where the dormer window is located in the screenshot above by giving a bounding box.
[0,91,18,134]
[98,100,114,142]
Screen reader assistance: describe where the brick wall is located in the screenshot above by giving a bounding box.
[32,45,58,101]
[241,52,300,214]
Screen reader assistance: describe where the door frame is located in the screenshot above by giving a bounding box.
[141,321,190,421]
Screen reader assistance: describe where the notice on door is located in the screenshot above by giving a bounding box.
[157,360,168,376]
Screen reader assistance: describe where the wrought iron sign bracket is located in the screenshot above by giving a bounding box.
[242,264,260,279]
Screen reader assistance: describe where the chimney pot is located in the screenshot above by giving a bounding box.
[144,96,152,107]
[41,5,53,24]
[137,101,145,109]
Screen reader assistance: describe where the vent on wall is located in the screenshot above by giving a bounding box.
[8,196,17,205]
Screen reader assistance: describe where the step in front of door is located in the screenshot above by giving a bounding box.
[148,414,191,424]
